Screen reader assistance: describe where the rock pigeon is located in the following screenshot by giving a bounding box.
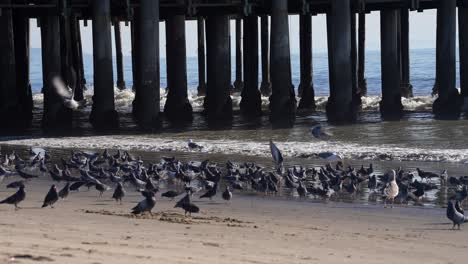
[42,185,59,208]
[0,185,26,209]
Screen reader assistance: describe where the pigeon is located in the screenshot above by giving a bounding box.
[161,190,180,200]
[17,169,38,180]
[175,194,199,216]
[383,170,399,208]
[311,125,331,140]
[58,182,70,199]
[95,182,110,197]
[200,184,217,200]
[188,139,203,150]
[6,180,25,189]
[0,185,26,209]
[112,183,125,204]
[42,185,59,208]
[447,199,467,230]
[51,70,86,110]
[269,140,283,168]
[131,191,156,215]
[222,186,232,202]
[70,181,86,191]
[297,181,308,198]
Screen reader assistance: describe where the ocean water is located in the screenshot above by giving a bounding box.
[30,48,458,96]
[3,48,468,168]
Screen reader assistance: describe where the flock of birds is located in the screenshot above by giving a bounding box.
[0,140,467,230]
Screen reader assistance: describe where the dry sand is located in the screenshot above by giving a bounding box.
[0,179,467,264]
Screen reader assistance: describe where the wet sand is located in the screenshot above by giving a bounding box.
[0,177,467,264]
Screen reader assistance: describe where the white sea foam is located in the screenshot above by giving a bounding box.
[3,135,467,164]
[32,87,436,113]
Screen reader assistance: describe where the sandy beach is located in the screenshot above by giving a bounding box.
[0,177,466,264]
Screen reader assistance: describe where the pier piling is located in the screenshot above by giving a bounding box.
[164,15,193,122]
[458,4,468,111]
[400,8,413,98]
[358,13,367,97]
[197,17,207,96]
[41,14,71,127]
[13,9,33,121]
[269,0,296,122]
[205,15,233,120]
[326,0,356,123]
[114,21,126,90]
[135,0,160,128]
[298,14,315,110]
[433,0,461,118]
[90,0,118,128]
[240,15,261,116]
[380,9,403,119]
[0,2,18,124]
[260,15,271,96]
[233,19,244,94]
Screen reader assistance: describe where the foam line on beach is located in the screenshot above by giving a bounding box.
[3,135,467,164]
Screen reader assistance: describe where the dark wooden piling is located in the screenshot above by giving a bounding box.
[205,15,233,120]
[0,2,18,123]
[13,10,33,121]
[380,9,403,119]
[90,0,119,128]
[75,18,86,99]
[260,15,271,96]
[433,0,460,118]
[197,17,207,96]
[357,12,367,96]
[164,15,193,122]
[135,0,160,128]
[233,19,243,93]
[114,21,126,90]
[41,14,71,127]
[400,8,413,98]
[459,3,468,111]
[70,16,84,101]
[298,14,315,110]
[240,15,261,116]
[326,0,356,123]
[269,0,296,122]
[350,12,361,107]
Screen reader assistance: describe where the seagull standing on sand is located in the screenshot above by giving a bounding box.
[0,185,26,209]
[383,170,399,208]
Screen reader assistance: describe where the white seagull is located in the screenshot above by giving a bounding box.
[383,170,399,208]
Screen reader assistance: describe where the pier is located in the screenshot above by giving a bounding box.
[0,0,466,129]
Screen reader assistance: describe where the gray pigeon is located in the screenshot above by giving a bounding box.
[269,140,283,168]
[58,182,70,199]
[447,199,467,230]
[112,183,125,204]
[222,186,232,202]
[0,185,26,209]
[131,191,156,215]
[42,185,59,208]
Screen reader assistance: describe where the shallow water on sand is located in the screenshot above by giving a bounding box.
[0,145,466,209]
